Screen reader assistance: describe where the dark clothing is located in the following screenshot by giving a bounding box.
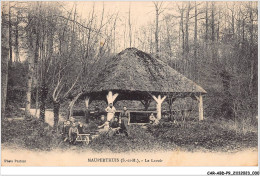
[97,119,105,126]
[119,110,130,136]
[120,110,130,118]
[63,125,70,135]
[110,120,119,128]
[94,107,100,117]
[85,110,90,123]
[70,133,77,144]
[78,125,84,134]
[62,125,71,141]
[69,126,79,144]
[120,117,129,136]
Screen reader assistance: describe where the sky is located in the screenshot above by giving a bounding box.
[63,1,167,52]
[9,1,162,62]
[75,1,156,28]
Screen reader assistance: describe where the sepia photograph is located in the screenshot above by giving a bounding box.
[1,0,258,169]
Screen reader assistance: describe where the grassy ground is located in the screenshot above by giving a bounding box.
[1,105,258,152]
[2,114,257,153]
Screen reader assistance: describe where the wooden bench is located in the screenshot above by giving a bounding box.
[76,134,90,145]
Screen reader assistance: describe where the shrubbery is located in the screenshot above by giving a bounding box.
[147,119,258,152]
[1,115,257,153]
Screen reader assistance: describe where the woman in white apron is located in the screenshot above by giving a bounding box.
[105,103,116,121]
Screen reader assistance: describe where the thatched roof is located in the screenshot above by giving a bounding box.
[86,48,206,100]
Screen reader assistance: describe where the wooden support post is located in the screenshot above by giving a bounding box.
[152,95,166,120]
[199,95,204,121]
[106,91,119,105]
[85,96,90,110]
[195,94,204,121]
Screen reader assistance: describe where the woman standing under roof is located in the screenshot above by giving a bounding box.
[105,103,116,122]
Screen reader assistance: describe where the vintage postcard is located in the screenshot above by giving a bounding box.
[1,1,258,169]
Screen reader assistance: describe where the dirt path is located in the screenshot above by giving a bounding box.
[20,108,66,127]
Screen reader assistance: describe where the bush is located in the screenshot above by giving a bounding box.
[147,120,258,152]
[1,118,62,151]
[2,115,257,152]
[5,103,25,118]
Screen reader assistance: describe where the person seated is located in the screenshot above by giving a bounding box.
[94,105,100,119]
[97,115,106,126]
[77,122,84,134]
[85,109,90,124]
[69,122,79,145]
[108,117,121,136]
[149,113,159,125]
[98,120,110,134]
[110,117,120,128]
[62,120,71,142]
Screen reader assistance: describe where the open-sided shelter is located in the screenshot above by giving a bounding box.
[82,48,206,121]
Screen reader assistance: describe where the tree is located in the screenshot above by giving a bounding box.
[1,3,10,118]
[153,2,166,57]
[128,3,132,48]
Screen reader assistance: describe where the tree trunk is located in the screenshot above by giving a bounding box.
[34,24,40,117]
[128,4,132,47]
[34,66,39,117]
[1,7,9,118]
[185,2,190,54]
[249,3,254,96]
[211,2,215,42]
[25,27,35,118]
[217,11,220,42]
[180,8,185,55]
[40,81,47,121]
[194,2,198,81]
[242,19,245,44]
[8,2,12,65]
[14,12,19,62]
[67,92,83,119]
[165,18,172,56]
[220,70,234,119]
[53,100,60,130]
[205,2,208,43]
[25,63,33,117]
[194,2,197,58]
[25,46,34,117]
[155,7,159,56]
[211,2,216,61]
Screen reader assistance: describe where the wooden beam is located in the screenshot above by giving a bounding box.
[85,96,90,110]
[198,94,204,121]
[194,95,200,101]
[152,95,166,120]
[106,91,119,105]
